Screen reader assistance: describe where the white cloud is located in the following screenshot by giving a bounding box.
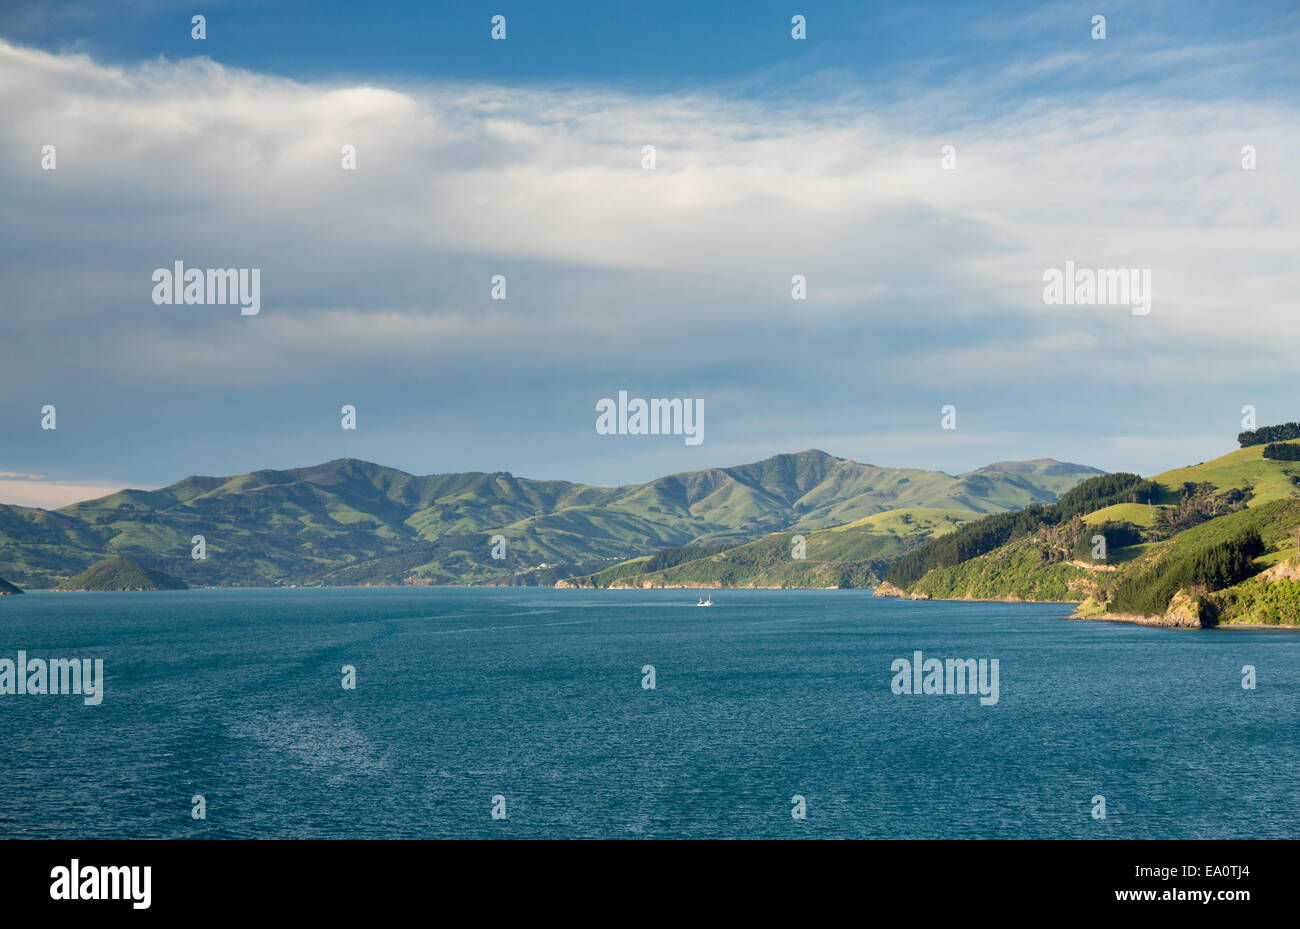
[0,36,1297,484]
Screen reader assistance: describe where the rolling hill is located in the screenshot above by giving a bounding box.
[54,558,188,592]
[561,507,981,588]
[0,451,1101,589]
[877,439,1300,626]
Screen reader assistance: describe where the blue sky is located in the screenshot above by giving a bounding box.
[1,0,1298,506]
[6,1,1298,98]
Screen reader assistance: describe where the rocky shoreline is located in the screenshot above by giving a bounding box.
[875,581,1300,628]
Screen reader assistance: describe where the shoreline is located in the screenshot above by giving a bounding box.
[876,586,1300,629]
[12,583,1300,628]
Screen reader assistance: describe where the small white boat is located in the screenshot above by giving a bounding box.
[696,596,713,607]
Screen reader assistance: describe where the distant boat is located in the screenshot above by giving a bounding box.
[696,596,712,607]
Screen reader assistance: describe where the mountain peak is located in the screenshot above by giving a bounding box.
[7,448,1107,589]
[790,449,839,459]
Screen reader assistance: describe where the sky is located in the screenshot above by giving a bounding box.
[1,0,1298,507]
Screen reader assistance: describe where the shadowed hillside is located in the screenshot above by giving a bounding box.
[53,558,188,592]
[0,451,1102,589]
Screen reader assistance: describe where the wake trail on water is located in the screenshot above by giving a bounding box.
[419,619,590,635]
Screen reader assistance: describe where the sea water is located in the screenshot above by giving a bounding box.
[1,587,1295,839]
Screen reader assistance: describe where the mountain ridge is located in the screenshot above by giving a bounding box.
[0,450,1103,590]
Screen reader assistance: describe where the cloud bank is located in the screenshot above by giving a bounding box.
[1,33,1297,492]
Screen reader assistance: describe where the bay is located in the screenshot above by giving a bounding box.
[1,588,1295,839]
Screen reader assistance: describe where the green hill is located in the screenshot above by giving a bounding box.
[53,558,188,592]
[1150,443,1300,507]
[0,451,1101,589]
[0,575,22,595]
[563,507,980,588]
[878,440,1300,626]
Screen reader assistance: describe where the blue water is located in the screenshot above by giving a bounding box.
[0,588,1296,839]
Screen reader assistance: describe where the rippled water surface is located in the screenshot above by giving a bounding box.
[1,587,1296,838]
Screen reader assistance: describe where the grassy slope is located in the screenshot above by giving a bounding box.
[53,558,188,591]
[564,507,981,588]
[1151,442,1300,506]
[896,442,1300,621]
[1215,558,1300,625]
[0,503,110,580]
[905,536,1105,602]
[1082,503,1165,527]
